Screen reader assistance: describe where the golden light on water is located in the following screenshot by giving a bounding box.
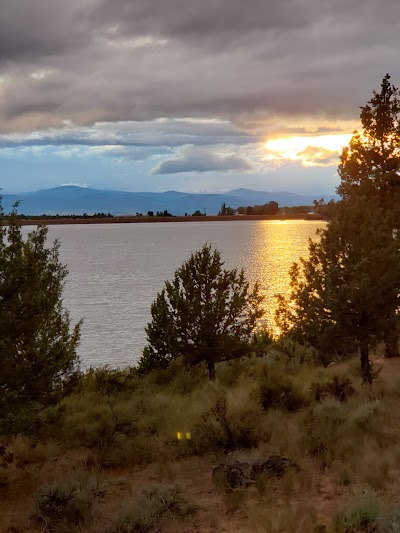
[240,220,325,335]
[264,133,352,166]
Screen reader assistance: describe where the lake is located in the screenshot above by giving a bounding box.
[46,220,325,368]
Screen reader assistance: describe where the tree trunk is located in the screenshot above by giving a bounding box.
[360,339,372,384]
[208,360,216,381]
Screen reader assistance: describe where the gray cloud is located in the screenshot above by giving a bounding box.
[0,119,258,148]
[0,0,399,135]
[151,146,253,174]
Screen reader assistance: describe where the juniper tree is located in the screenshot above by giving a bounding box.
[276,75,400,382]
[139,244,265,380]
[0,199,81,433]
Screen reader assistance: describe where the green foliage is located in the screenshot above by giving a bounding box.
[303,399,382,465]
[218,202,235,215]
[303,399,347,460]
[255,367,308,412]
[0,199,81,435]
[32,472,107,531]
[111,483,197,532]
[349,400,381,431]
[311,375,355,403]
[77,366,140,396]
[276,76,400,383]
[139,244,265,379]
[191,395,267,453]
[332,492,380,533]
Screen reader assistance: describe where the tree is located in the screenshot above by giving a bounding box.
[0,200,81,433]
[138,244,265,380]
[218,203,235,216]
[337,74,400,356]
[277,199,400,382]
[276,75,400,382]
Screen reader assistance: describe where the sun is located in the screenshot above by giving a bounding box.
[264,133,352,166]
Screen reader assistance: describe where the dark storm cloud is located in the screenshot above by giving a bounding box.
[0,0,91,62]
[151,146,253,174]
[1,0,400,134]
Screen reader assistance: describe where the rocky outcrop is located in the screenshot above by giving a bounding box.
[212,455,299,490]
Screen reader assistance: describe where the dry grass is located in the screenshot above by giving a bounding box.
[2,355,400,532]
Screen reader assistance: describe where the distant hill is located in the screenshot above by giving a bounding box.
[1,186,336,216]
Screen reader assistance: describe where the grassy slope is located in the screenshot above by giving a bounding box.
[1,351,400,533]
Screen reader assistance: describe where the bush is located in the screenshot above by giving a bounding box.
[271,338,319,365]
[111,483,197,532]
[311,375,355,403]
[303,399,346,460]
[32,472,107,531]
[78,367,140,396]
[256,368,307,412]
[332,492,379,532]
[191,396,267,453]
[349,401,381,431]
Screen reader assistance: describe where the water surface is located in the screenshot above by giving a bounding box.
[46,220,324,367]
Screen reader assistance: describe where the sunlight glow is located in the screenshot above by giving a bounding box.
[264,133,352,167]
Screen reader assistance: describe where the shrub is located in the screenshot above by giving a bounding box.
[271,338,319,365]
[311,375,355,403]
[78,367,140,396]
[111,483,197,532]
[303,399,346,460]
[191,396,267,453]
[349,401,381,431]
[12,436,60,467]
[256,368,307,412]
[332,492,379,532]
[32,472,107,531]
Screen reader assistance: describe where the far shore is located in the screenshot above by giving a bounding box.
[17,213,324,226]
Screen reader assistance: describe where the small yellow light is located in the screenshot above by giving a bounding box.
[185,432,191,440]
[176,432,182,440]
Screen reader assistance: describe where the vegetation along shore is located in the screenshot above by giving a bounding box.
[1,75,400,532]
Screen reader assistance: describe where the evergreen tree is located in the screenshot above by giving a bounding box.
[276,75,400,382]
[0,200,81,433]
[139,244,265,380]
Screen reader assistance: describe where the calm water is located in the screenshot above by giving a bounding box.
[46,220,324,368]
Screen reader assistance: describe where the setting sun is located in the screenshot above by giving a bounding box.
[264,133,353,167]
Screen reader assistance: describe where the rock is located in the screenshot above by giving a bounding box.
[250,455,300,480]
[212,460,253,489]
[212,455,299,489]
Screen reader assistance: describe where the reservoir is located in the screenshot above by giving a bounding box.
[47,220,325,368]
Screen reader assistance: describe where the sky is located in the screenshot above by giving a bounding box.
[0,0,399,195]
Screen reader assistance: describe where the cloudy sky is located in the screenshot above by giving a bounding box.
[0,0,399,194]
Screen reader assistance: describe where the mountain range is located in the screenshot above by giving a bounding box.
[1,186,336,216]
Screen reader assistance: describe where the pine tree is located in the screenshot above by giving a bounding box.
[0,200,81,433]
[139,244,265,380]
[276,75,400,382]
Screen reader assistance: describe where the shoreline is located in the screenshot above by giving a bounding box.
[16,214,324,226]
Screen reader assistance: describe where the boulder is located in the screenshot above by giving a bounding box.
[212,455,299,490]
[250,455,299,480]
[212,460,253,489]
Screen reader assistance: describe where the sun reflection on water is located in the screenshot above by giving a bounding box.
[240,220,325,335]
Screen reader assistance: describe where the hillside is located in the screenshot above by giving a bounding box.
[1,186,335,216]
